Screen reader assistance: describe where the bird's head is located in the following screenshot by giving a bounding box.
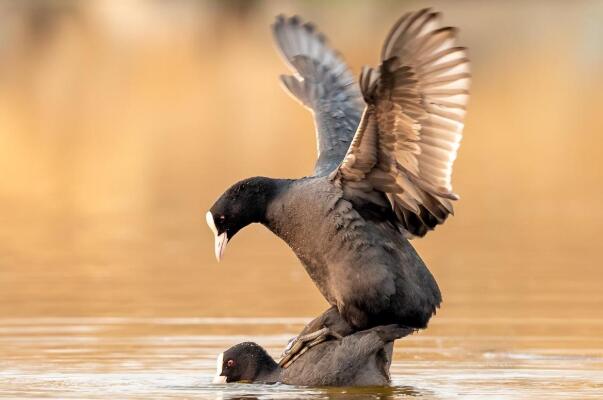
[212,342,278,384]
[206,177,280,261]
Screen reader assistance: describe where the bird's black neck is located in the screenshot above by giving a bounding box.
[244,344,282,383]
[254,361,282,383]
[242,177,290,224]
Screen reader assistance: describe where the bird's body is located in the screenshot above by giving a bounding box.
[263,176,441,329]
[280,327,397,386]
[207,8,469,338]
[214,324,412,386]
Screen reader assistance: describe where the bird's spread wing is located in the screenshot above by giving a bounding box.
[331,9,470,237]
[272,15,364,176]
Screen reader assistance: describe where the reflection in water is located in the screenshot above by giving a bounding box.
[223,397,260,400]
[213,385,426,400]
[321,385,426,399]
[216,385,425,400]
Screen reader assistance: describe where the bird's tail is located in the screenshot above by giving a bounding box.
[373,324,417,343]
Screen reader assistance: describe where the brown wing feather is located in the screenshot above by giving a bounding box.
[332,8,470,237]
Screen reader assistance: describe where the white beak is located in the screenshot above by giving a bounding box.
[212,352,227,384]
[206,211,228,262]
[214,232,228,262]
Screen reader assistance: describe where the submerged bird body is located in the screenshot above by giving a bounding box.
[214,324,412,386]
[282,329,394,386]
[262,176,441,329]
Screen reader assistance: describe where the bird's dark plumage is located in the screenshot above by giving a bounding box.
[263,177,441,329]
[207,9,470,334]
[214,324,412,386]
[272,14,364,176]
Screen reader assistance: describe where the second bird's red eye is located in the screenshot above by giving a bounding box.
[227,359,235,368]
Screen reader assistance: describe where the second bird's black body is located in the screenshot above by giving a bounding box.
[215,324,413,386]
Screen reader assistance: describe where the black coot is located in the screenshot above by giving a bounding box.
[213,325,413,386]
[207,9,470,333]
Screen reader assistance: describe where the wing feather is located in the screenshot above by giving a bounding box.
[272,15,364,176]
[332,8,470,237]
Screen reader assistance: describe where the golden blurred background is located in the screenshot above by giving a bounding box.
[1,0,602,324]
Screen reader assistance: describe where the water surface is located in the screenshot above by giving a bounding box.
[1,317,602,399]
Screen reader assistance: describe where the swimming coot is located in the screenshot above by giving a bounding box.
[212,325,413,386]
[207,9,469,334]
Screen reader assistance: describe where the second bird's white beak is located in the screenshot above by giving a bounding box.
[212,351,227,384]
[206,211,228,262]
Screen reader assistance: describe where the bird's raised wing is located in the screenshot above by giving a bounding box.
[272,15,364,176]
[331,9,470,237]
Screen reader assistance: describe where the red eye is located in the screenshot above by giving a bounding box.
[226,359,235,368]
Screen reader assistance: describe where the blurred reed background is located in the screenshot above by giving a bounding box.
[0,0,602,322]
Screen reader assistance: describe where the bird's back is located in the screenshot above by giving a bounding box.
[281,329,393,386]
[264,177,442,330]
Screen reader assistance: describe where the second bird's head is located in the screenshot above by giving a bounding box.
[206,176,281,261]
[212,342,278,384]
